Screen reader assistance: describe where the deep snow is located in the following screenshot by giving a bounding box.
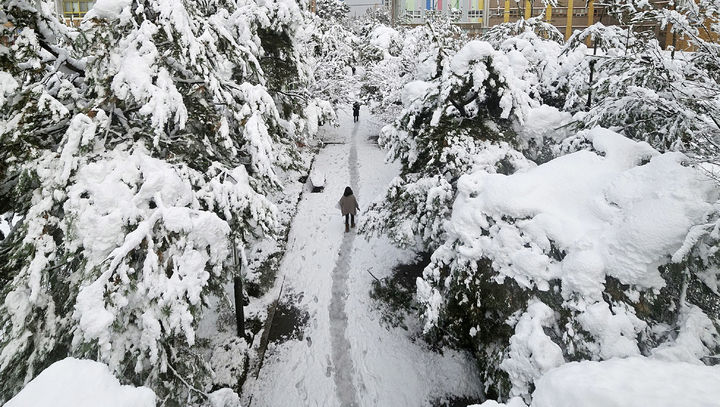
[4,358,156,407]
[473,356,720,407]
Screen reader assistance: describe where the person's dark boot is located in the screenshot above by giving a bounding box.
[351,221,356,228]
[345,223,350,233]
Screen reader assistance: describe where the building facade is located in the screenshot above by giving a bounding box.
[391,0,668,42]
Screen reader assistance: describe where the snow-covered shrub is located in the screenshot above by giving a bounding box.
[0,0,323,404]
[363,39,538,251]
[417,128,720,400]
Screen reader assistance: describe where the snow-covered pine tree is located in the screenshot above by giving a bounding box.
[0,0,84,221]
[562,0,720,163]
[362,29,537,251]
[307,0,359,106]
[359,21,468,123]
[481,15,564,46]
[481,16,569,109]
[0,0,86,396]
[0,0,323,403]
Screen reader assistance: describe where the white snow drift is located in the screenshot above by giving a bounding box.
[474,356,720,407]
[5,358,156,407]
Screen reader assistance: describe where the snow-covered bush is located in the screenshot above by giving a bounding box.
[0,0,324,404]
[417,128,720,400]
[362,39,539,251]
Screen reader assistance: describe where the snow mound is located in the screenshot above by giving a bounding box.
[471,398,527,407]
[310,169,326,187]
[5,358,156,407]
[472,357,720,407]
[532,357,720,407]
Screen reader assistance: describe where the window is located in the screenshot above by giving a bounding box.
[404,9,423,19]
[467,9,483,18]
[62,1,96,20]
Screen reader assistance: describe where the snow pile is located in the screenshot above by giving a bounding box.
[532,357,720,407]
[208,388,242,407]
[471,398,527,407]
[210,336,249,388]
[5,358,156,407]
[472,356,720,407]
[310,169,326,187]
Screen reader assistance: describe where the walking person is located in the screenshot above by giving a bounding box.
[338,186,360,233]
[352,101,360,123]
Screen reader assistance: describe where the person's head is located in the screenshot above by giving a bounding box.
[344,186,353,197]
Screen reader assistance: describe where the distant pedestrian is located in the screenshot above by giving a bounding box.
[352,101,360,122]
[351,65,356,75]
[338,186,360,233]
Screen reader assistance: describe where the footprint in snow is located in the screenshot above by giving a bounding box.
[325,356,333,378]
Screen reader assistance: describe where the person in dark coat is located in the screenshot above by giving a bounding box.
[352,101,360,122]
[338,186,360,233]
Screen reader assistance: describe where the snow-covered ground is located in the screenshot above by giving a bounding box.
[242,108,482,405]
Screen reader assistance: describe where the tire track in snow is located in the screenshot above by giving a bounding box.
[328,117,361,406]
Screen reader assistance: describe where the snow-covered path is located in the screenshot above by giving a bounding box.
[243,109,482,406]
[328,113,360,406]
